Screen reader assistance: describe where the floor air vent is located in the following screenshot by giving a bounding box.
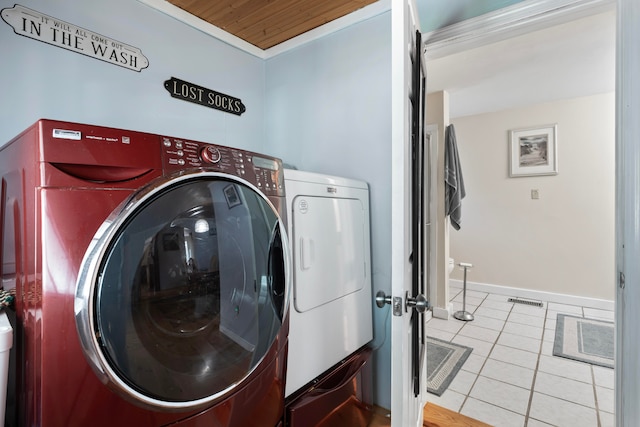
[508,297,544,308]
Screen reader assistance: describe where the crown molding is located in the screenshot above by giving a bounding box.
[136,0,391,59]
[136,0,266,58]
[265,0,390,58]
[423,0,615,59]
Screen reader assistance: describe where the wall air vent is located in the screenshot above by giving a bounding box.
[507,297,544,308]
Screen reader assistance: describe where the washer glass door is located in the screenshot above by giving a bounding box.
[75,174,288,409]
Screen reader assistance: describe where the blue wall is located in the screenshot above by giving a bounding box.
[0,0,265,151]
[265,12,392,408]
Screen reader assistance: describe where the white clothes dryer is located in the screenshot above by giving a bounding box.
[283,169,373,398]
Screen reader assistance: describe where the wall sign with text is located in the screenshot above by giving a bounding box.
[164,77,246,116]
[1,4,149,72]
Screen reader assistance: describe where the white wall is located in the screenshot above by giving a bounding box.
[449,92,615,301]
[265,12,392,408]
[0,0,265,151]
[426,91,451,316]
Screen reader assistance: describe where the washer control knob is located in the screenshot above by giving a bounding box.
[201,146,222,164]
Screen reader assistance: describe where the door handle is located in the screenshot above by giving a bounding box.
[375,290,391,308]
[405,292,428,313]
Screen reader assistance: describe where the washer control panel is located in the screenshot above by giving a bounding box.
[161,136,284,197]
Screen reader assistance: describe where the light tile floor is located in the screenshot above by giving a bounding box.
[426,283,615,427]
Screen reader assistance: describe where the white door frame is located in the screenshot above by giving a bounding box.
[615,0,640,425]
[390,0,426,425]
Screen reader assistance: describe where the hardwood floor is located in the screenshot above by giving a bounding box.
[423,403,492,427]
[367,404,492,427]
[367,405,391,426]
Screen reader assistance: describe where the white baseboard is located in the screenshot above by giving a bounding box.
[432,303,453,320]
[449,279,615,311]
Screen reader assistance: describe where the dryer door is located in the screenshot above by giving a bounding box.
[75,171,290,411]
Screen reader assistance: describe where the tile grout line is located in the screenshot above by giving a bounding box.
[457,293,516,419]
[435,290,615,426]
[591,364,602,427]
[449,291,489,413]
[523,301,548,426]
[585,303,604,427]
[452,292,486,414]
[463,300,552,422]
[472,298,549,424]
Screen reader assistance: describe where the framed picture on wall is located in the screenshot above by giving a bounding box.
[509,124,558,177]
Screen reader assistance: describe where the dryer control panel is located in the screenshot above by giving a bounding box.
[161,136,284,197]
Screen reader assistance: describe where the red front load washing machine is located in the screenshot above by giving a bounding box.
[0,119,291,427]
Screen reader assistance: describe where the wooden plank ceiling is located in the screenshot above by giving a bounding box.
[166,0,379,50]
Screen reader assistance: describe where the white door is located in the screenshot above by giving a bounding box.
[389,0,427,425]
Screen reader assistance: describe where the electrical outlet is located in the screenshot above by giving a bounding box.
[531,189,540,199]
